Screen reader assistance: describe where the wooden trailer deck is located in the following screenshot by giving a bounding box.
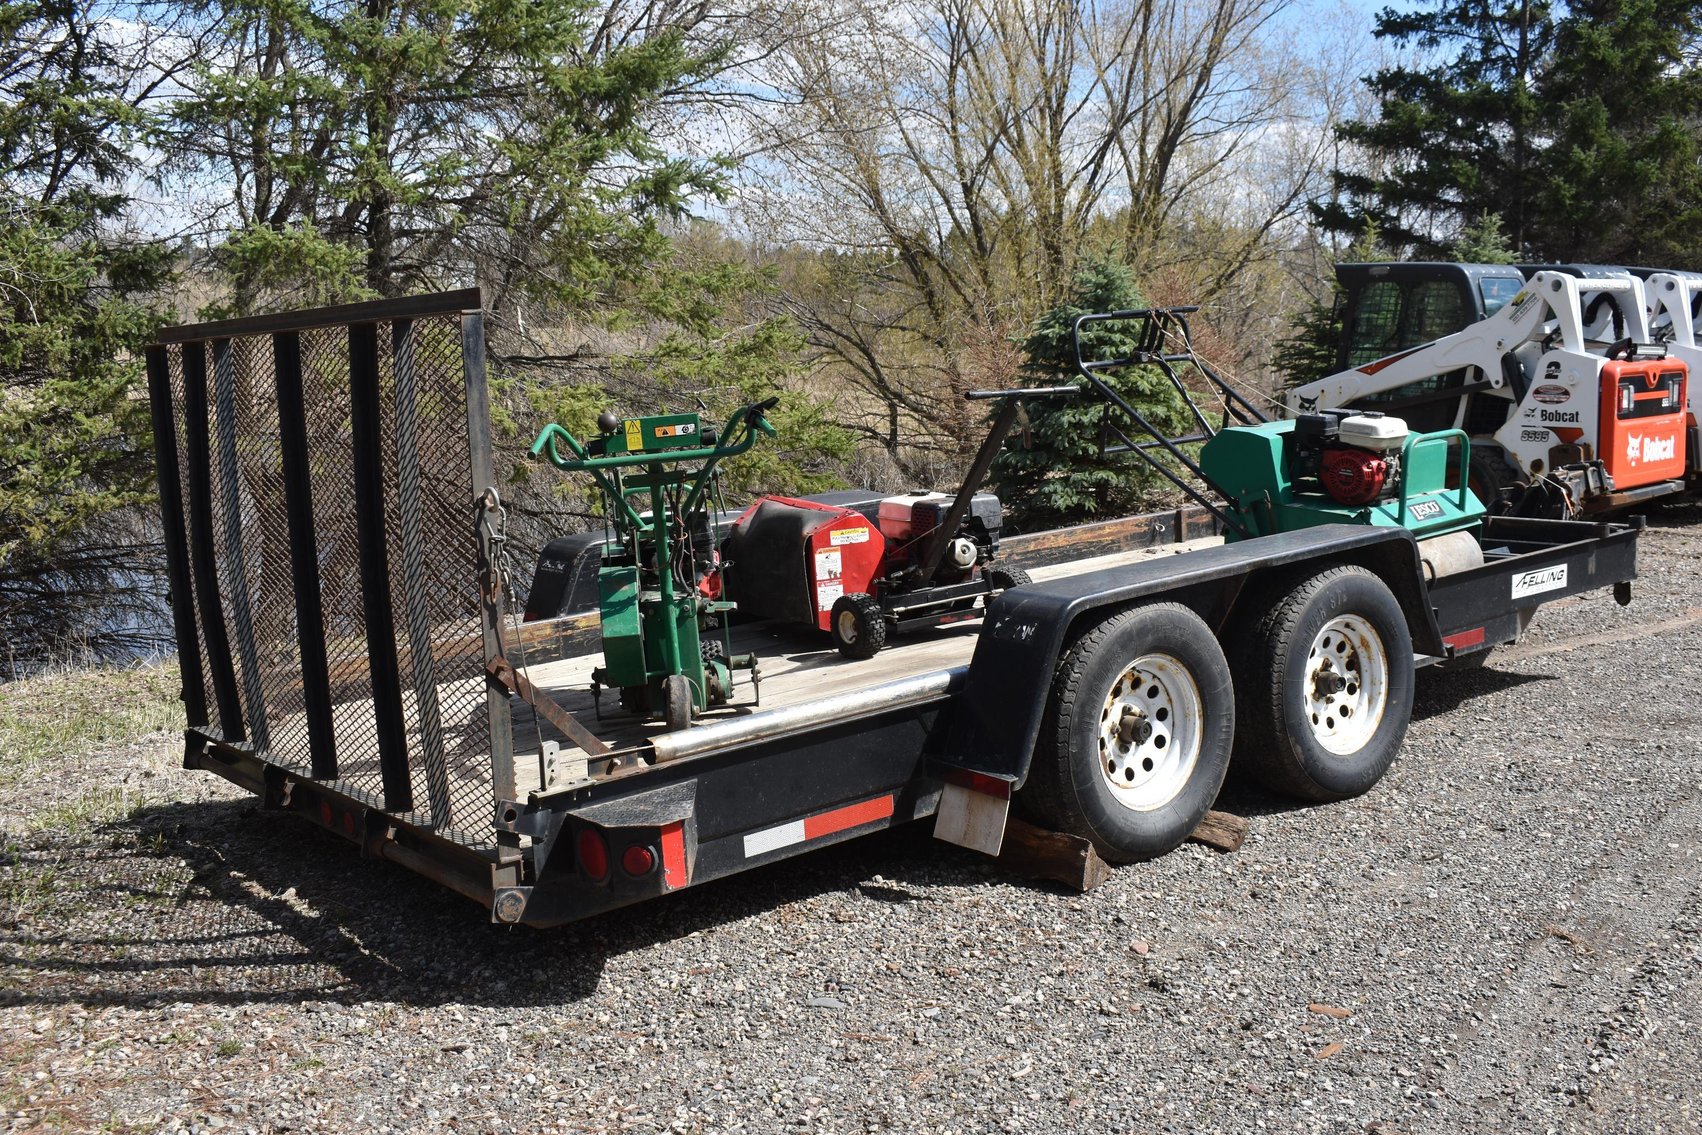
[509,537,1224,794]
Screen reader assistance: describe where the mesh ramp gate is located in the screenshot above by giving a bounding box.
[146,290,516,846]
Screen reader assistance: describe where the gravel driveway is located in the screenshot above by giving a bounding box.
[4,509,1700,1135]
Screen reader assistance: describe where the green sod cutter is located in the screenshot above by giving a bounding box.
[530,398,779,731]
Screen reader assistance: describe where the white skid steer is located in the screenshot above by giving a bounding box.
[1288,270,1693,517]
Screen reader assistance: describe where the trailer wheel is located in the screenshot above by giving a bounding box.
[1023,603,1234,863]
[831,593,887,659]
[1232,566,1414,802]
[663,674,695,732]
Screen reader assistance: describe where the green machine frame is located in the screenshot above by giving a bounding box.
[531,398,779,731]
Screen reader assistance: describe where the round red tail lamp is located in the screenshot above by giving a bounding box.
[621,844,658,878]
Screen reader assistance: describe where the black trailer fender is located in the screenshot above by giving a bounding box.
[935,524,1444,794]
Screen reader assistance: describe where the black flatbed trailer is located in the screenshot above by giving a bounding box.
[146,292,1643,927]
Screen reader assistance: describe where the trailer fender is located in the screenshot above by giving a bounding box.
[934,525,1441,809]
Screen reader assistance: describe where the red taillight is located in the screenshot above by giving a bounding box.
[1319,445,1388,506]
[621,844,657,877]
[577,828,610,882]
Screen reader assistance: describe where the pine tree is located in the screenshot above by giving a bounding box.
[990,262,1191,531]
[1531,0,1702,263]
[1,2,176,675]
[1316,0,1555,256]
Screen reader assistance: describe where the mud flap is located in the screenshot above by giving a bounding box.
[931,768,1014,856]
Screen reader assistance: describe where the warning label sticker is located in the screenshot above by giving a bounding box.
[816,581,843,612]
[830,526,870,545]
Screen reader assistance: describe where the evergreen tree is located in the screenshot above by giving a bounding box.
[990,262,1191,531]
[1531,0,1702,263]
[1453,211,1518,263]
[1316,0,1555,256]
[1,1,176,676]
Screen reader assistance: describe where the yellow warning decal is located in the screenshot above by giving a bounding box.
[830,526,870,545]
[624,418,643,451]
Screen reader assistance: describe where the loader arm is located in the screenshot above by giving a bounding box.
[1286,272,1626,415]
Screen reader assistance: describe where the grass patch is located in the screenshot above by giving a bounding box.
[0,661,182,786]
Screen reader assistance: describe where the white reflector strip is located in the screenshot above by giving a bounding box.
[743,819,807,858]
[741,794,896,859]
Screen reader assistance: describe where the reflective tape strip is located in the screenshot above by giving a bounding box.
[660,820,688,890]
[1444,627,1486,650]
[742,795,895,859]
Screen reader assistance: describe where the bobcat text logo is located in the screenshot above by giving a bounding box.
[1625,433,1677,466]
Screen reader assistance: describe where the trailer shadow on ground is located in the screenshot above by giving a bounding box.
[0,797,1009,1014]
[0,665,1560,1016]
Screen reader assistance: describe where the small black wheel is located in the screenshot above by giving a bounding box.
[701,638,727,664]
[830,593,888,659]
[617,686,649,716]
[1467,446,1516,513]
[663,674,695,732]
[1230,566,1415,802]
[984,566,1032,591]
[1021,603,1235,863]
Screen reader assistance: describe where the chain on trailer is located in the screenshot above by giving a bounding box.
[477,485,610,798]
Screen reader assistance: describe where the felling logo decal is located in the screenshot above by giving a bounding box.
[1532,384,1570,405]
[1625,433,1677,466]
[1511,564,1568,599]
[1409,500,1444,520]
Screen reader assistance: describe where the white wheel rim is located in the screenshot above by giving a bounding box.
[1097,653,1202,812]
[1305,614,1388,755]
[837,609,858,642]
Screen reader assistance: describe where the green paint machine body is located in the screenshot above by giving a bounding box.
[1198,412,1487,543]
[531,399,779,731]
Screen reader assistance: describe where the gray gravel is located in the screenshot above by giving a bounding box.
[4,508,1702,1134]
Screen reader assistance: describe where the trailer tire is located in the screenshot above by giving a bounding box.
[1023,603,1234,863]
[831,593,887,659]
[663,674,695,732]
[1232,566,1414,802]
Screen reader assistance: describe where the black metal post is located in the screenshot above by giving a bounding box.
[144,345,208,729]
[180,341,245,741]
[273,331,339,780]
[348,321,414,813]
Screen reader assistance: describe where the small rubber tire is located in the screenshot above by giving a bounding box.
[1021,602,1235,863]
[985,566,1032,591]
[1231,566,1414,802]
[663,674,695,732]
[831,593,888,659]
[1467,446,1516,514]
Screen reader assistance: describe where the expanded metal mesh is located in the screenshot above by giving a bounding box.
[156,302,501,845]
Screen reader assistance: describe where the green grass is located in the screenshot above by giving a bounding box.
[0,661,183,788]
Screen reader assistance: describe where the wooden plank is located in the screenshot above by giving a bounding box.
[995,817,1112,892]
[1187,809,1249,852]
